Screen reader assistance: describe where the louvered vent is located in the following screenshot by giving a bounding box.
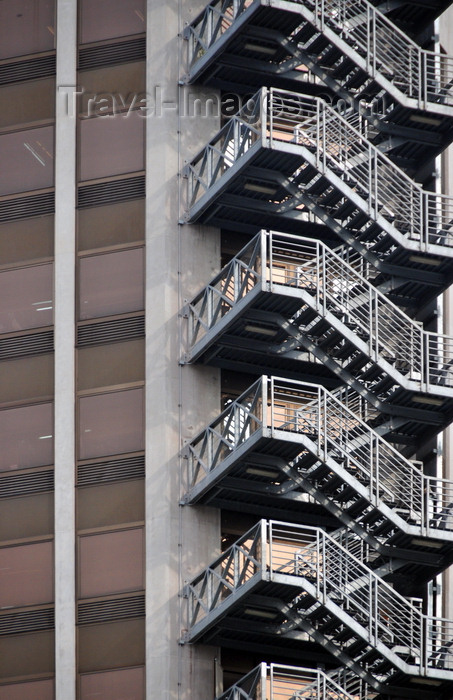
[0,330,53,361]
[0,469,54,499]
[77,314,145,347]
[0,191,54,223]
[77,594,145,625]
[77,454,145,487]
[0,53,56,85]
[77,175,145,208]
[0,607,54,636]
[78,37,145,70]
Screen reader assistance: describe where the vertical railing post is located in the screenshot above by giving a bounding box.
[422,51,428,108]
[262,663,269,700]
[315,99,320,171]
[261,230,267,292]
[422,615,428,673]
[265,87,271,149]
[374,293,379,361]
[263,520,269,580]
[375,435,380,506]
[269,229,273,292]
[317,386,322,458]
[269,375,274,435]
[422,190,428,248]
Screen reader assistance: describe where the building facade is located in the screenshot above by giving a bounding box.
[2,1,453,699]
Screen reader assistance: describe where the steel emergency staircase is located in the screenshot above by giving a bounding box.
[186,89,453,260]
[185,0,453,114]
[186,231,453,398]
[180,1,453,698]
[183,376,453,578]
[183,521,453,691]
[214,662,368,700]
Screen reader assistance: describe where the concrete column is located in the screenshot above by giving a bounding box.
[54,1,77,698]
[146,1,220,698]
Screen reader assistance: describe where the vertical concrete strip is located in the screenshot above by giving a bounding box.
[146,0,220,697]
[54,1,77,698]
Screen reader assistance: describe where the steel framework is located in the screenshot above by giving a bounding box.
[180,0,453,698]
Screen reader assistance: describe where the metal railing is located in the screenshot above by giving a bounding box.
[186,92,262,209]
[186,88,453,250]
[215,663,356,700]
[185,0,453,109]
[184,376,453,533]
[185,0,254,69]
[185,520,453,671]
[187,231,453,391]
[310,0,453,108]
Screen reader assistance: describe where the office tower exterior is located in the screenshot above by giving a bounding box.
[2,1,453,699]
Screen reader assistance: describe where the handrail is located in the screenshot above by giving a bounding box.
[187,230,453,391]
[186,88,453,251]
[185,0,453,109]
[185,520,453,672]
[215,662,357,700]
[184,375,453,534]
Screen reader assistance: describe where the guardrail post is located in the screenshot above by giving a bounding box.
[264,87,270,148]
[263,519,269,580]
[264,664,270,700]
[261,230,267,291]
[266,375,272,434]
[269,230,273,291]
[317,386,322,458]
[375,435,380,506]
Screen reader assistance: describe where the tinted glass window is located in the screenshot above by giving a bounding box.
[78,248,144,320]
[79,529,144,597]
[0,127,54,196]
[79,389,144,460]
[0,403,53,472]
[80,0,145,44]
[0,264,53,334]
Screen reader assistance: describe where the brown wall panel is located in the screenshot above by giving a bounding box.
[77,339,144,391]
[79,63,145,116]
[78,248,144,321]
[77,480,144,531]
[0,79,55,130]
[79,0,145,44]
[0,216,54,267]
[0,126,54,197]
[0,403,53,472]
[0,630,55,679]
[0,0,55,60]
[78,388,144,460]
[0,678,54,700]
[0,492,54,543]
[77,200,144,252]
[80,667,144,700]
[0,540,53,607]
[79,528,143,598]
[79,113,144,182]
[0,263,53,335]
[78,619,145,673]
[0,355,53,405]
